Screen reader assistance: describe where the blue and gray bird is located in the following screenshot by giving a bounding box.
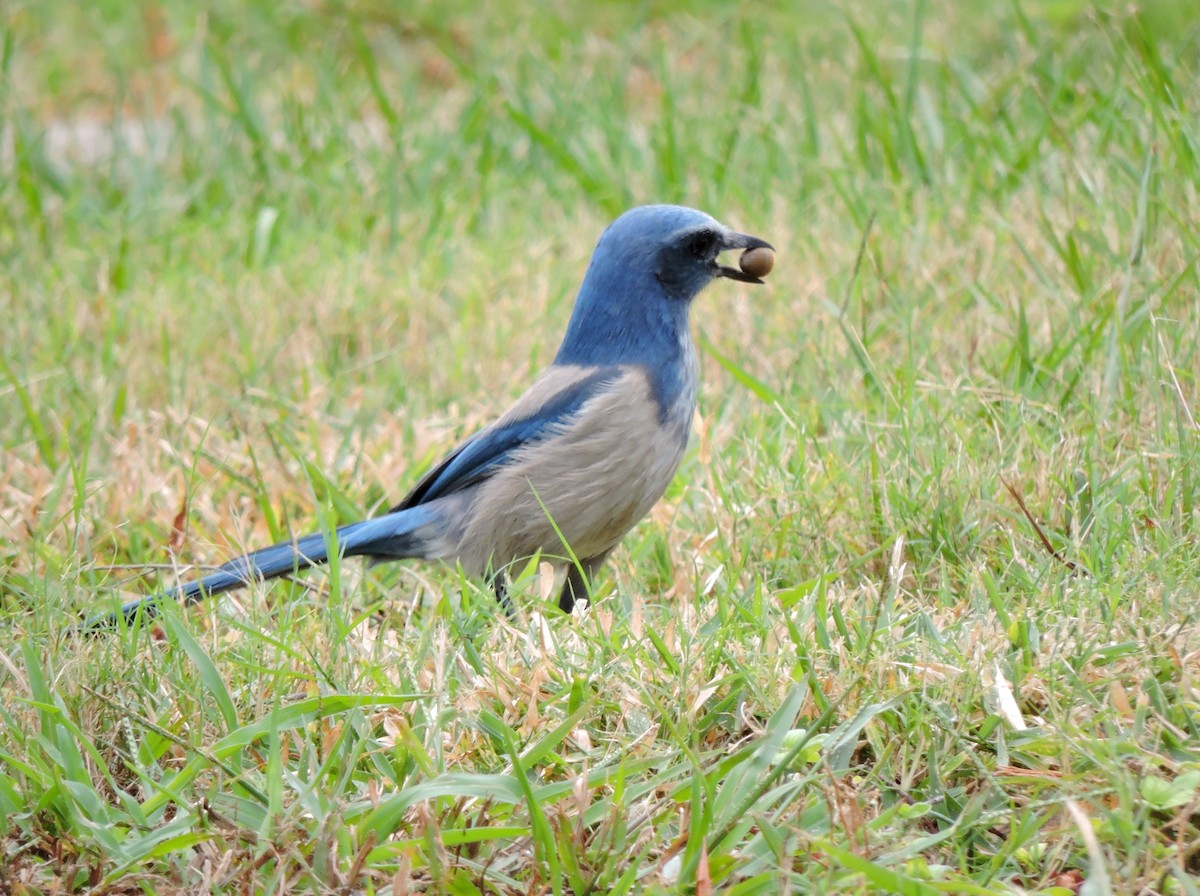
[82,205,773,630]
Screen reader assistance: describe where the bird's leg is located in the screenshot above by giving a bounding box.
[559,552,611,613]
[490,570,515,617]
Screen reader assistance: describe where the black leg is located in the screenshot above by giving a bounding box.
[558,552,610,613]
[490,571,515,617]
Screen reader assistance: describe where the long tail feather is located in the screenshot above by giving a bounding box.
[74,506,443,633]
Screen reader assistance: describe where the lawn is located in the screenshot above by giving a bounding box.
[2,0,1198,892]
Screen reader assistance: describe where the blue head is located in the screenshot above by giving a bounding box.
[554,205,773,368]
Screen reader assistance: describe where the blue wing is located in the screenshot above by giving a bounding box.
[391,365,624,511]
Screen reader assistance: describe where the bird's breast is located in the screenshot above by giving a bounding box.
[640,331,699,435]
[458,366,693,572]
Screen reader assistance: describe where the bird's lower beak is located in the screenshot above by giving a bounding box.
[717,232,775,284]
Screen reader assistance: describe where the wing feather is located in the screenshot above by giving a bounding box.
[390,365,623,511]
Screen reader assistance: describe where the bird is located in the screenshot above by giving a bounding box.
[79,205,774,631]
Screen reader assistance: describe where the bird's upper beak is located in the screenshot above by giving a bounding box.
[717,231,775,284]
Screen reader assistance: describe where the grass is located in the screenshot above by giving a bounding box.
[2,0,1199,892]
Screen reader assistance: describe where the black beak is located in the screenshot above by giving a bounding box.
[717,232,774,284]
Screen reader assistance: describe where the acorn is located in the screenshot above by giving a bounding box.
[739,247,775,279]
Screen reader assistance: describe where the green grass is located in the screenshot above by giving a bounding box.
[3,0,1199,892]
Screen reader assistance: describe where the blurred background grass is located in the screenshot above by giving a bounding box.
[2,0,1198,891]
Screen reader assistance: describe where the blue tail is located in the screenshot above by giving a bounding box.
[76,506,444,632]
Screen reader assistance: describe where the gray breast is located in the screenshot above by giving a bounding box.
[454,366,692,576]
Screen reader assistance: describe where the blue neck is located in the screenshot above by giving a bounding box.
[554,248,693,369]
[555,294,690,368]
[554,269,696,421]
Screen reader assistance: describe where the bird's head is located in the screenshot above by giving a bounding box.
[590,205,775,302]
[556,205,773,368]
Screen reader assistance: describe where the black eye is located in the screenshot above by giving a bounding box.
[684,230,718,260]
